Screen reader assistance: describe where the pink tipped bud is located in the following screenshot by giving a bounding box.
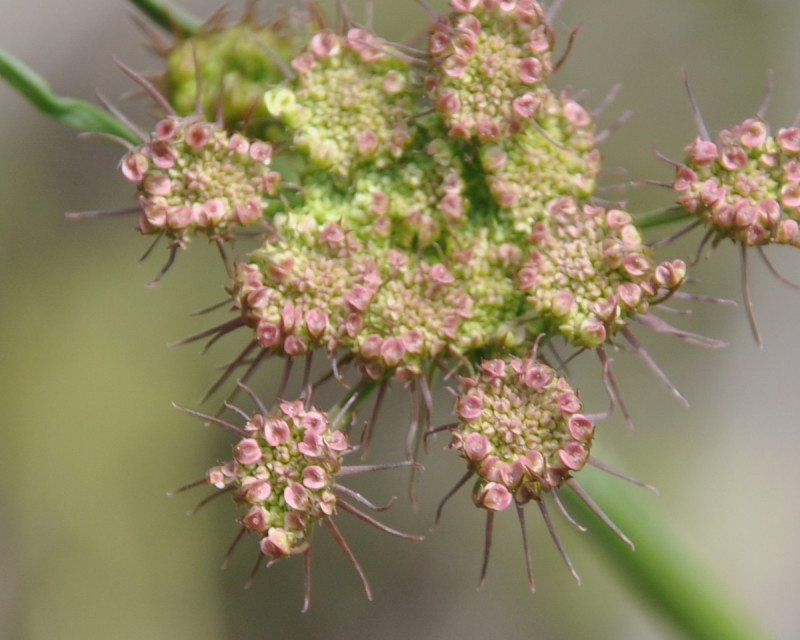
[284,482,312,511]
[261,528,292,558]
[302,465,329,490]
[738,118,768,148]
[518,57,544,84]
[458,394,484,420]
[567,414,594,441]
[524,364,554,391]
[234,438,262,465]
[558,441,589,471]
[256,322,281,348]
[121,151,148,182]
[302,410,328,434]
[463,432,492,461]
[185,123,213,149]
[518,449,545,478]
[345,284,372,313]
[264,417,291,446]
[552,290,576,317]
[242,505,270,532]
[475,482,513,512]
[557,390,581,414]
[479,359,506,379]
[778,127,800,153]
[305,309,329,339]
[310,31,341,58]
[241,477,272,503]
[380,337,406,368]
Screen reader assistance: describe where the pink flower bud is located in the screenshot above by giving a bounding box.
[327,430,350,452]
[261,528,292,558]
[305,309,329,339]
[518,449,545,478]
[519,57,544,84]
[475,482,512,512]
[558,441,588,470]
[185,123,213,149]
[310,31,341,58]
[298,432,323,458]
[264,417,291,446]
[302,410,328,434]
[241,477,271,503]
[557,390,581,414]
[380,337,406,368]
[284,482,312,511]
[302,465,329,490]
[479,359,506,379]
[778,127,800,153]
[458,394,483,420]
[463,432,491,461]
[738,118,768,148]
[524,364,554,391]
[552,290,576,317]
[242,505,269,532]
[345,284,372,313]
[249,141,273,163]
[234,438,262,465]
[256,322,281,348]
[568,414,594,441]
[120,151,148,182]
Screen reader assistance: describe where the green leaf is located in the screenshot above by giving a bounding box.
[0,49,137,143]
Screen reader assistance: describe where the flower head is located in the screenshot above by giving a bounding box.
[427,0,554,141]
[673,118,800,247]
[264,28,419,175]
[436,354,633,589]
[480,89,601,234]
[164,16,316,136]
[518,197,686,348]
[450,355,594,504]
[178,392,420,610]
[121,117,277,246]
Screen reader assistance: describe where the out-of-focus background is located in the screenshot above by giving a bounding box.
[2,1,799,639]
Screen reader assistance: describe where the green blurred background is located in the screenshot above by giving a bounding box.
[1,1,799,638]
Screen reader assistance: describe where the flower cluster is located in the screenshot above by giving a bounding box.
[481,88,601,234]
[125,0,700,594]
[264,28,419,175]
[121,116,279,246]
[673,117,800,247]
[206,399,350,559]
[165,18,315,134]
[452,356,594,510]
[518,197,686,348]
[22,0,795,608]
[427,0,554,141]
[179,392,419,608]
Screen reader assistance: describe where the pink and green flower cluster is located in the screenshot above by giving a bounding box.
[452,356,594,510]
[207,399,349,559]
[86,0,797,600]
[121,116,279,245]
[673,117,800,247]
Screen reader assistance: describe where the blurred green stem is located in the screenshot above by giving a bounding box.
[561,470,774,640]
[127,0,201,38]
[635,206,693,230]
[0,50,137,143]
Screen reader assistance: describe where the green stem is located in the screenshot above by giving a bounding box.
[0,50,137,143]
[127,0,202,38]
[635,205,693,230]
[561,470,775,640]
